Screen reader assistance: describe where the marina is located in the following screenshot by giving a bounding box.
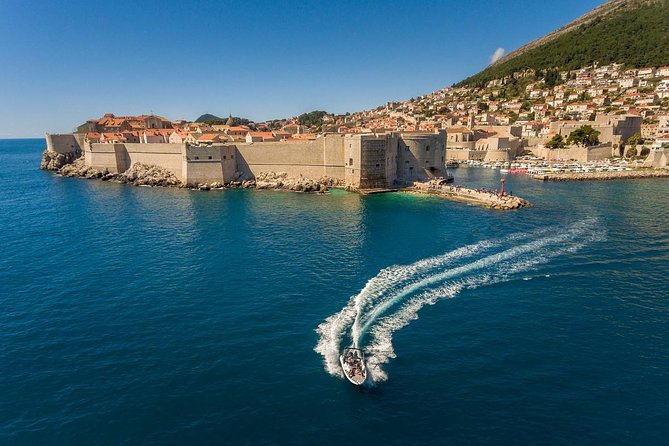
[449,158,669,181]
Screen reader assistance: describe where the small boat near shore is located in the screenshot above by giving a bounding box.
[340,347,367,386]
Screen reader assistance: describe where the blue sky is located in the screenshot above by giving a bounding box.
[0,0,604,137]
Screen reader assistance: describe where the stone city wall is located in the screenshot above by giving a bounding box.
[235,135,346,180]
[484,150,513,162]
[77,131,446,188]
[445,148,486,161]
[88,143,184,179]
[532,144,613,163]
[183,145,237,185]
[398,132,445,182]
[46,133,86,154]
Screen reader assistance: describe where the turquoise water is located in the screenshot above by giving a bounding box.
[1,139,668,445]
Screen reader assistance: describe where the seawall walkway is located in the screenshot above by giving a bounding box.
[404,181,531,210]
[533,169,669,181]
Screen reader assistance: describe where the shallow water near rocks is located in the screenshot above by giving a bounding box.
[1,139,668,444]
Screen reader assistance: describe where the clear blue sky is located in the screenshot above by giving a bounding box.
[0,0,604,137]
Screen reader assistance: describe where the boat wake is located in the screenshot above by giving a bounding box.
[314,218,604,383]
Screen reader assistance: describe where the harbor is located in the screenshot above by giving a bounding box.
[449,158,669,182]
[406,178,531,210]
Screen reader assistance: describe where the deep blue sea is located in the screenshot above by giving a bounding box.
[1,138,668,445]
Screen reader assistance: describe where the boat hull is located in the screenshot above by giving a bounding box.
[339,355,367,386]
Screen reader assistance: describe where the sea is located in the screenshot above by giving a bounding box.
[1,138,668,445]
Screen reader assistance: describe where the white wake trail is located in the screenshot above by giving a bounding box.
[357,220,594,340]
[314,218,603,382]
[314,239,499,377]
[364,228,604,381]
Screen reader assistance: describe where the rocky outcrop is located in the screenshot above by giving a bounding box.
[251,172,342,193]
[40,149,81,171]
[116,163,182,187]
[45,151,183,187]
[59,158,107,179]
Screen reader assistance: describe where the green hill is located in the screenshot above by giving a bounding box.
[195,113,222,122]
[456,0,669,88]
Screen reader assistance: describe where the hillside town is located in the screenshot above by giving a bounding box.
[73,63,669,170]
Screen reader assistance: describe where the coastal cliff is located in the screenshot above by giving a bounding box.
[40,148,81,171]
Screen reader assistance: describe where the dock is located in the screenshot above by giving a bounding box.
[403,181,531,210]
[533,169,669,181]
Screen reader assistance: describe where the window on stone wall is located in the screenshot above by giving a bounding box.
[195,156,199,160]
[208,156,212,160]
[426,145,430,151]
[349,158,353,166]
[375,164,380,167]
[223,155,226,159]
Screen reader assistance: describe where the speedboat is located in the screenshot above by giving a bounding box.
[340,347,367,386]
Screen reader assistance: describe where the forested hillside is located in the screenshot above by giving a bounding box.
[457,0,669,87]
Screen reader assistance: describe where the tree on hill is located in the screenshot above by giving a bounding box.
[566,125,601,147]
[626,146,639,158]
[297,110,327,127]
[545,134,566,149]
[626,132,644,146]
[195,113,222,123]
[195,113,252,126]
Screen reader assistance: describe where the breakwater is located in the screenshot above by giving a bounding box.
[406,180,531,210]
[533,169,669,181]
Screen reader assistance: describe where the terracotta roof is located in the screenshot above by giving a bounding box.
[446,127,473,133]
[248,132,275,138]
[198,133,221,140]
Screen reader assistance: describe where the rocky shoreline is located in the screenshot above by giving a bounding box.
[40,149,343,193]
[406,180,531,210]
[41,149,529,209]
[533,169,669,181]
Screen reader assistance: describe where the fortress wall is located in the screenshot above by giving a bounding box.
[585,144,615,161]
[344,135,363,188]
[322,134,346,179]
[89,144,123,172]
[123,143,184,179]
[235,138,344,179]
[183,145,237,185]
[445,149,486,161]
[183,160,223,185]
[398,132,445,181]
[534,144,613,162]
[385,133,399,186]
[89,142,184,179]
[46,133,84,154]
[483,150,512,162]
